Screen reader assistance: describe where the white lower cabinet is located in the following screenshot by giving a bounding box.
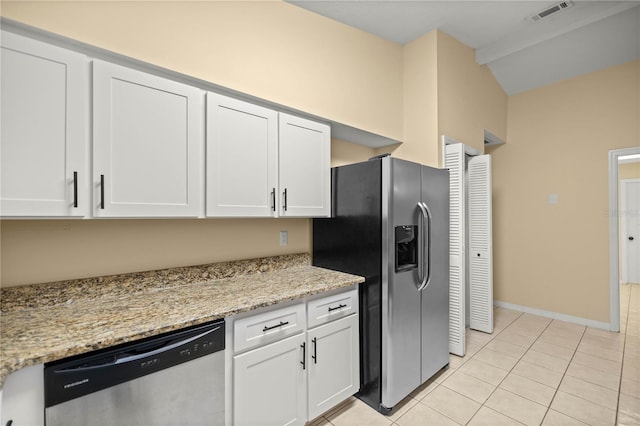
[233,334,307,426]
[231,287,359,426]
[307,314,359,421]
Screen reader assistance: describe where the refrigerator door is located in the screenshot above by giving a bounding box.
[420,166,450,382]
[381,158,423,409]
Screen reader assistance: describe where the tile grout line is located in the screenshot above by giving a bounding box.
[406,310,525,426]
[459,310,525,425]
[539,320,587,425]
[490,314,569,425]
[322,293,638,426]
[615,284,632,426]
[461,311,549,426]
[325,310,527,426]
[387,312,517,425]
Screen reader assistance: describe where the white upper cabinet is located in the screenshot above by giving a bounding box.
[206,93,278,217]
[92,61,204,217]
[2,30,329,219]
[206,94,331,218]
[1,31,89,217]
[279,113,330,218]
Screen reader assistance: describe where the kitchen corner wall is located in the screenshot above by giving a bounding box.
[380,30,508,166]
[436,32,507,155]
[489,60,640,323]
[389,30,439,166]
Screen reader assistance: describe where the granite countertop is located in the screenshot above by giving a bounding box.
[0,253,364,388]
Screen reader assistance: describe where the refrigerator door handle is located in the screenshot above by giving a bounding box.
[417,202,432,291]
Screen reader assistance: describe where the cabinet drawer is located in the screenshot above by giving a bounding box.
[307,288,358,329]
[234,303,305,353]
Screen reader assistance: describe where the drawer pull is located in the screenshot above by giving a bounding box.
[328,303,347,312]
[262,321,289,332]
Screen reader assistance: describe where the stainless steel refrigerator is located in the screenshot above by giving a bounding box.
[312,155,449,414]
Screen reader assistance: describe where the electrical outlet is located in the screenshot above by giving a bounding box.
[279,230,288,246]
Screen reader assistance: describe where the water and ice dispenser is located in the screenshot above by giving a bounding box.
[395,225,418,272]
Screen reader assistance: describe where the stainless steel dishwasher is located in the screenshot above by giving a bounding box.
[44,319,225,426]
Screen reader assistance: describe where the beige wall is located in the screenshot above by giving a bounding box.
[387,30,439,166]
[619,162,640,180]
[382,30,507,167]
[490,60,640,323]
[1,219,309,286]
[1,1,403,141]
[331,139,376,167]
[437,31,507,155]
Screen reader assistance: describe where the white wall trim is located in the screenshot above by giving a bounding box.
[609,147,640,333]
[494,300,611,331]
[441,135,482,167]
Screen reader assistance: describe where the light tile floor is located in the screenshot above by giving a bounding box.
[310,284,640,426]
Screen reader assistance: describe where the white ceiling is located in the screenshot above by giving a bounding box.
[288,1,640,95]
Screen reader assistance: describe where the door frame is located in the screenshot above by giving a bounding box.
[620,178,640,284]
[608,147,640,332]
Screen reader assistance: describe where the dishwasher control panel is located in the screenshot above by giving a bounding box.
[179,335,219,357]
[44,319,225,408]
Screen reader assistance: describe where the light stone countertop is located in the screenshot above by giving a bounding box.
[0,253,364,388]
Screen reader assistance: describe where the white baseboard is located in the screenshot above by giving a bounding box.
[494,300,611,331]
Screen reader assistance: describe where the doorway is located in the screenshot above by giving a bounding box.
[608,147,640,332]
[620,178,640,285]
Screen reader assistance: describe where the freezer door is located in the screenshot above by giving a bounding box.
[420,166,450,382]
[381,158,423,409]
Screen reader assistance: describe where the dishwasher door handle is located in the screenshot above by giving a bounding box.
[55,326,221,373]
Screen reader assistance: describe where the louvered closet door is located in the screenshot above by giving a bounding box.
[444,143,466,356]
[468,155,494,333]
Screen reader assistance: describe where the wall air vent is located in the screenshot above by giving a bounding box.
[529,1,574,22]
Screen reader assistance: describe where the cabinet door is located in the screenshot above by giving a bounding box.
[1,31,88,217]
[278,113,330,218]
[307,314,359,420]
[206,93,278,217]
[93,61,203,217]
[234,333,306,426]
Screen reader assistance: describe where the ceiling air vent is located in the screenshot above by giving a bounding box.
[529,1,574,22]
